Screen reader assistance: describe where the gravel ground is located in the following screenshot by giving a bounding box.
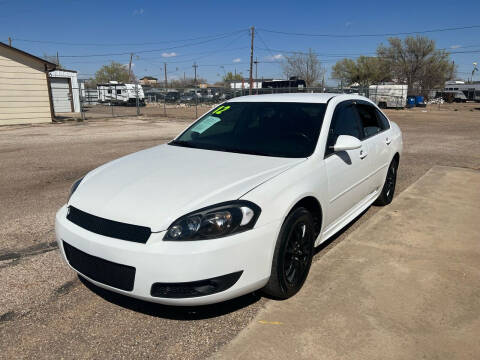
[0,103,479,359]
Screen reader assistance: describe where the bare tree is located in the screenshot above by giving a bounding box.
[169,77,207,89]
[377,36,456,92]
[282,49,325,87]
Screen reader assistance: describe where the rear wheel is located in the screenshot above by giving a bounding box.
[263,207,315,299]
[375,158,398,206]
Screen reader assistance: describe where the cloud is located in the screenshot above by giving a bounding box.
[133,8,144,16]
[450,44,461,49]
[162,52,177,58]
[232,58,241,63]
[265,54,284,61]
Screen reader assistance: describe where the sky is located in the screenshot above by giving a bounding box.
[1,0,480,85]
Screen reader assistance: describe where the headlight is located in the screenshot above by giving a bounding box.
[164,201,261,241]
[68,177,84,201]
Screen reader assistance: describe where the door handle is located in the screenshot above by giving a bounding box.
[359,150,368,159]
[385,137,392,145]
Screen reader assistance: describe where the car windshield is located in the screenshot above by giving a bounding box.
[170,102,327,158]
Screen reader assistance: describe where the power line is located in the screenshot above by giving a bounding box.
[58,31,248,58]
[257,24,480,38]
[11,29,248,47]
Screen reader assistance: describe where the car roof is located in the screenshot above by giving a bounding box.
[227,92,375,105]
[226,93,350,104]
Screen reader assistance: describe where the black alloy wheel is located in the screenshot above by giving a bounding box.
[263,207,315,299]
[375,158,398,206]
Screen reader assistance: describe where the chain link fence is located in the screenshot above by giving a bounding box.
[53,83,471,122]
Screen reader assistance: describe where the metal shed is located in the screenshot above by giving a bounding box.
[49,69,80,113]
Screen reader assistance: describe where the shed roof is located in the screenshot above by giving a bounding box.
[0,42,57,70]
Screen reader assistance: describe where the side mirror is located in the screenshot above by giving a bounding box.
[333,135,362,152]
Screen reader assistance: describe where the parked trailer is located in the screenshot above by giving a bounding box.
[369,84,408,108]
[97,82,145,106]
[444,83,480,102]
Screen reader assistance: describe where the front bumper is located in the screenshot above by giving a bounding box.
[55,205,280,305]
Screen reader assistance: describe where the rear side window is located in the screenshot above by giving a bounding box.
[375,109,391,130]
[326,103,362,156]
[356,104,384,138]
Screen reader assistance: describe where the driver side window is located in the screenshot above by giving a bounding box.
[325,102,362,157]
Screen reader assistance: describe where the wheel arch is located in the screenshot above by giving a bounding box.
[393,152,400,163]
[287,196,323,237]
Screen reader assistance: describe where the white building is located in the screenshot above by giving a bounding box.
[49,69,80,113]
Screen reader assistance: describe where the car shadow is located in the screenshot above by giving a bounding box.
[79,275,262,320]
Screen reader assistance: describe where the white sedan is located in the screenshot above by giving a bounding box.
[55,93,402,305]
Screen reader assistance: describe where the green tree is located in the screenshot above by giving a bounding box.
[331,56,390,88]
[222,72,243,82]
[377,36,456,92]
[94,61,134,84]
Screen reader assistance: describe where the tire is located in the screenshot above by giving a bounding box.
[374,157,398,206]
[262,207,315,299]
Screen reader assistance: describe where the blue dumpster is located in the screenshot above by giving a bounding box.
[415,95,426,107]
[407,96,416,108]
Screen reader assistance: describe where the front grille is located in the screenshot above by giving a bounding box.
[67,206,151,244]
[63,241,135,291]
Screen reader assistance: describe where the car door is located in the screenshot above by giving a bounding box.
[355,102,393,191]
[324,101,373,226]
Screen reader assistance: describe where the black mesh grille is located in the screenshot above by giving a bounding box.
[150,271,243,298]
[63,241,135,291]
[67,206,151,244]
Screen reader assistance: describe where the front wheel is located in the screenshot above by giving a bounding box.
[375,158,398,206]
[262,207,315,299]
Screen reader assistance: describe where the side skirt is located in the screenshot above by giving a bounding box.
[314,190,380,247]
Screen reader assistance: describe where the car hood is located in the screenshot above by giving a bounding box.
[69,144,304,231]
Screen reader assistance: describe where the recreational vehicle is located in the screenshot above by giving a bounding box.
[97,81,145,106]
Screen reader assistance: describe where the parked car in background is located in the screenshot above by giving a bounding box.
[165,91,180,103]
[56,93,402,306]
[180,92,196,103]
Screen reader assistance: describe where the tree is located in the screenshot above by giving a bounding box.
[94,61,134,84]
[43,54,62,69]
[219,71,244,87]
[222,72,243,82]
[377,36,456,92]
[332,56,391,88]
[169,77,207,88]
[282,49,325,87]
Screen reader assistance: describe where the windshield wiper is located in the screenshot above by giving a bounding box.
[169,140,200,149]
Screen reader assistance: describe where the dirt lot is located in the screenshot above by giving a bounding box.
[0,103,479,359]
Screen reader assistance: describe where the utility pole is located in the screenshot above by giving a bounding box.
[56,52,59,66]
[8,37,12,46]
[193,62,198,117]
[164,62,168,89]
[249,26,255,95]
[254,57,258,94]
[128,53,133,82]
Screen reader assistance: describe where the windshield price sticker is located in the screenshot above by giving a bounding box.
[212,105,231,115]
[191,116,221,134]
